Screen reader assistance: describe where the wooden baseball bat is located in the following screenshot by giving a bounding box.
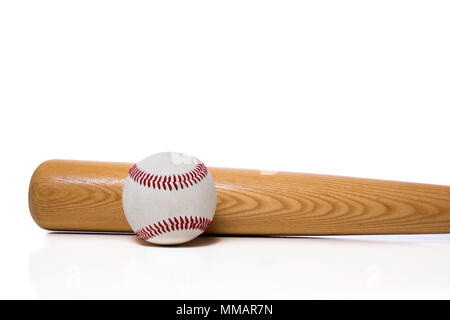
[29,160,450,235]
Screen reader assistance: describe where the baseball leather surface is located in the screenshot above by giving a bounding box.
[122,152,217,245]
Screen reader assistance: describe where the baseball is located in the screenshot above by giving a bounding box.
[122,152,217,245]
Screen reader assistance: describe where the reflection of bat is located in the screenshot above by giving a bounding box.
[29,160,450,235]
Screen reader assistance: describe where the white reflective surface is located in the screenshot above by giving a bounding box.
[19,232,450,299]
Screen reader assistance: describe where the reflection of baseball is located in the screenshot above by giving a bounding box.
[122,152,217,245]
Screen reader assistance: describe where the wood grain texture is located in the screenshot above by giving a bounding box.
[29,160,450,235]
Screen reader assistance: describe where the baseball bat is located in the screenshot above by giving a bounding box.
[29,160,450,235]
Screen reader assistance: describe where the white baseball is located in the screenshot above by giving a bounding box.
[122,152,217,245]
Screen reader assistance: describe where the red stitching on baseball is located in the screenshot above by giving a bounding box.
[128,162,208,191]
[135,216,212,241]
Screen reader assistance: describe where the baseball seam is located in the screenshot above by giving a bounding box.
[128,162,208,191]
[135,216,212,240]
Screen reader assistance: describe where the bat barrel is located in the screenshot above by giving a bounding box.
[29,160,132,232]
[29,160,450,235]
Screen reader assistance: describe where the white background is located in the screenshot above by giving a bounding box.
[1,0,449,299]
